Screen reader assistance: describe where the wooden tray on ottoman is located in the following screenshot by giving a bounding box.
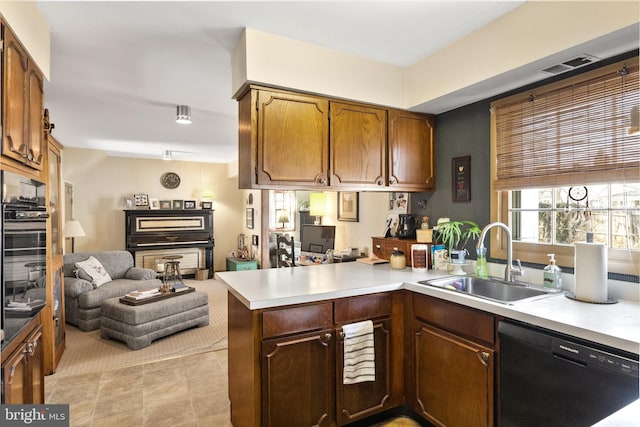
[119,287,194,306]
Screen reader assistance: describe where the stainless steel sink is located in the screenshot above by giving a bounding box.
[417,276,559,304]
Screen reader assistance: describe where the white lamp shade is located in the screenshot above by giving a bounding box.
[64,220,86,238]
[309,193,327,216]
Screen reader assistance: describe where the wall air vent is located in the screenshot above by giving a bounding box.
[542,54,600,75]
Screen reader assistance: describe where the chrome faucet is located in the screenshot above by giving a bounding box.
[477,222,523,282]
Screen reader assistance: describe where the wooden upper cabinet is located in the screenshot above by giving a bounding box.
[237,86,437,191]
[3,27,29,165]
[330,102,386,188]
[388,110,435,191]
[257,90,329,187]
[27,64,45,170]
[2,23,45,172]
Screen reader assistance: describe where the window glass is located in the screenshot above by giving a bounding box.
[509,185,640,250]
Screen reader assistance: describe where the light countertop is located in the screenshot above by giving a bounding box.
[216,262,640,354]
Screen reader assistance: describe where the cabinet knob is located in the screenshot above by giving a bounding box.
[389,177,397,185]
[375,244,381,249]
[377,179,384,186]
[317,177,327,184]
[323,333,332,342]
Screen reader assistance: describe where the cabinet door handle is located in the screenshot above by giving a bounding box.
[24,342,34,355]
[319,178,327,184]
[478,351,490,366]
[339,331,345,340]
[376,179,384,186]
[389,177,397,185]
[375,244,381,249]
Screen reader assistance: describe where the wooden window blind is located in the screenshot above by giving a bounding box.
[491,57,640,190]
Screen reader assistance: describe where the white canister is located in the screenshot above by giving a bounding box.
[411,244,429,273]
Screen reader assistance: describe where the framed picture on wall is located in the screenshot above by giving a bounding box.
[337,192,359,222]
[201,201,213,209]
[246,208,254,229]
[172,200,184,209]
[159,200,171,210]
[184,200,197,209]
[452,155,471,202]
[149,198,160,209]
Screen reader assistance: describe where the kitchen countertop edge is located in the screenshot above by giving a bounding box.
[216,264,640,354]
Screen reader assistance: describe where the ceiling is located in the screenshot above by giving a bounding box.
[36,1,638,164]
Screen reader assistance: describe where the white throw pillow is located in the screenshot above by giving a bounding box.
[74,256,112,288]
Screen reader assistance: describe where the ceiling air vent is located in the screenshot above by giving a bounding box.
[542,54,599,75]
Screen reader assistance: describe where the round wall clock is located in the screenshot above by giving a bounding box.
[161,172,181,189]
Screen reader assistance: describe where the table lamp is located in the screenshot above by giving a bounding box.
[64,220,86,253]
[309,193,327,225]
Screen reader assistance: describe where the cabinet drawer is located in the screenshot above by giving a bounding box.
[335,293,391,324]
[372,237,419,264]
[413,293,495,344]
[262,302,333,339]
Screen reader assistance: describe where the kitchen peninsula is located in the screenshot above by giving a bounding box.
[217,262,640,426]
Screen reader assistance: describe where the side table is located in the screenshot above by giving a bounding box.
[226,257,258,271]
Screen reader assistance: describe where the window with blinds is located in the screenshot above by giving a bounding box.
[491,57,639,191]
[489,56,640,277]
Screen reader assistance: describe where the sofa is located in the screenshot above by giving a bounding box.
[63,251,161,331]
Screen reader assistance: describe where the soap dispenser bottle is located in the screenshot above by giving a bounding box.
[543,253,562,290]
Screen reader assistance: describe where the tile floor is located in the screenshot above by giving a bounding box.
[45,348,422,427]
[45,349,231,427]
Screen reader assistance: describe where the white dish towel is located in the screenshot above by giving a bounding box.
[342,320,375,384]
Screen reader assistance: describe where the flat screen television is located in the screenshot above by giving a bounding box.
[300,224,336,254]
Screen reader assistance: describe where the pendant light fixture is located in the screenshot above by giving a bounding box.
[176,105,192,124]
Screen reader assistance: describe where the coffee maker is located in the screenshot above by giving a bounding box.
[397,214,417,239]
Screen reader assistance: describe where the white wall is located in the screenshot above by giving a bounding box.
[62,148,400,270]
[62,148,244,272]
[317,191,389,256]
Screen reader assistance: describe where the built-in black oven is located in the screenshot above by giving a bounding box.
[1,170,48,349]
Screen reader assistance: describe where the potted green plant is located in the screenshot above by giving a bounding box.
[435,220,481,263]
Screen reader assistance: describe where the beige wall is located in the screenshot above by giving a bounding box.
[0,1,51,79]
[232,2,638,109]
[62,148,244,272]
[62,149,391,270]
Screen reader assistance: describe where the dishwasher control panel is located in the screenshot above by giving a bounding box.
[552,338,639,378]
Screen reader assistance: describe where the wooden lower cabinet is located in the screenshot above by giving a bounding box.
[229,291,402,427]
[413,321,494,427]
[336,319,392,424]
[411,293,496,427]
[262,329,335,427]
[1,319,44,404]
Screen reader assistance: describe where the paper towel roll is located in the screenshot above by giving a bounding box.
[574,242,608,303]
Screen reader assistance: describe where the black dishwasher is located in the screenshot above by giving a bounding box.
[499,320,639,427]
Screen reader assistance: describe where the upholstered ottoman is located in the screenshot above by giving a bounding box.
[100,291,209,350]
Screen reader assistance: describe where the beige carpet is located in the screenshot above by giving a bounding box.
[47,278,228,380]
